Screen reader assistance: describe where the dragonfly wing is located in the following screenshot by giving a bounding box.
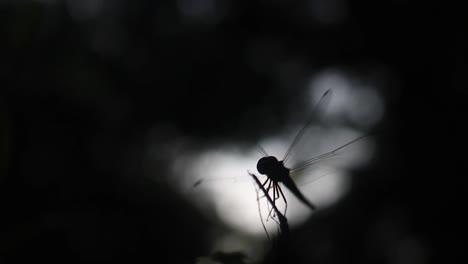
[282,89,333,165]
[290,133,371,173]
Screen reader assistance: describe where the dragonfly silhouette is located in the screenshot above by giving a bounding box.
[250,89,368,212]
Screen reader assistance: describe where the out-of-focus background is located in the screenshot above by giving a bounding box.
[1,0,467,263]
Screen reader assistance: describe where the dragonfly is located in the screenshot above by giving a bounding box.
[192,89,370,219]
[249,89,369,215]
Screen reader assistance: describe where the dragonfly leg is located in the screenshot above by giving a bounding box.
[257,179,270,200]
[277,184,288,216]
[266,179,272,192]
[272,182,277,201]
[274,184,281,201]
[258,180,273,200]
[264,180,274,221]
[266,182,282,221]
[267,204,277,221]
[262,177,269,187]
[271,184,277,218]
[265,180,273,198]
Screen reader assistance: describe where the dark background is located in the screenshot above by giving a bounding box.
[1,0,467,263]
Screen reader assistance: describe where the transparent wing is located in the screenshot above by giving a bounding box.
[282,89,332,165]
[289,134,370,173]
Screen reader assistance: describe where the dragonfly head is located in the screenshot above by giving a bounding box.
[257,156,280,175]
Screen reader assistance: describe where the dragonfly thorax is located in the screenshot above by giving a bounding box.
[257,156,290,182]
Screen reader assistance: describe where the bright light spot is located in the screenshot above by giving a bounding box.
[308,68,384,127]
[309,69,352,118]
[348,87,384,127]
[173,147,271,235]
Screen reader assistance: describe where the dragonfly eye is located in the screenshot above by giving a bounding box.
[257,156,279,175]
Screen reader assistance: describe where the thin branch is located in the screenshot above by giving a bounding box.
[248,171,289,236]
[252,178,270,240]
